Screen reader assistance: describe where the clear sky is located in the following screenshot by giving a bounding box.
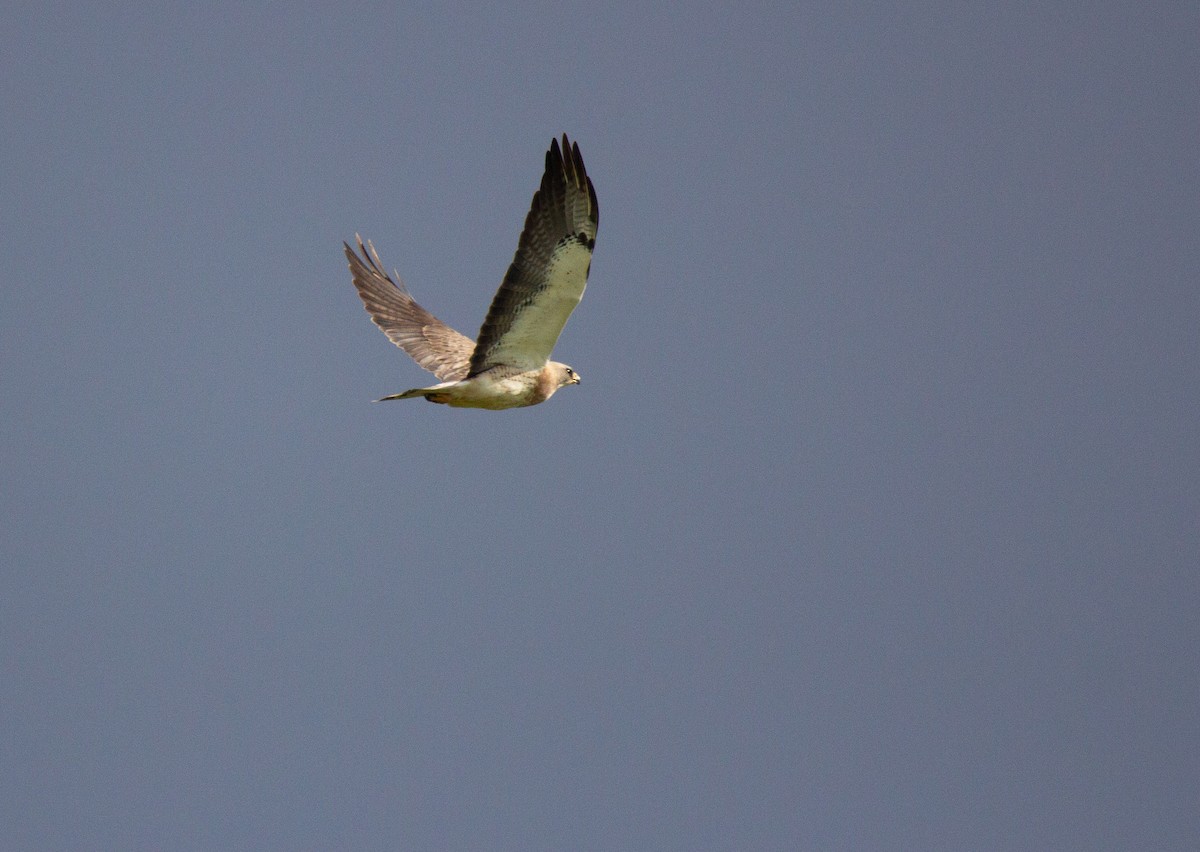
[3,2,1198,849]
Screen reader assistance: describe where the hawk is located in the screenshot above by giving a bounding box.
[345,135,598,409]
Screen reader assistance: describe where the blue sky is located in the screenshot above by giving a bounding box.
[3,2,1198,848]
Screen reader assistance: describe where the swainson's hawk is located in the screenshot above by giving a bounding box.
[345,135,598,409]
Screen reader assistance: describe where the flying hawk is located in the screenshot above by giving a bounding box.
[345,135,598,409]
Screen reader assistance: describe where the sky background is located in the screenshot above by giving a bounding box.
[3,2,1198,849]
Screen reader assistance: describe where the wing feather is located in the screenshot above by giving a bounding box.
[468,135,599,375]
[344,236,475,381]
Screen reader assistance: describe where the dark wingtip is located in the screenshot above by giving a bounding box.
[344,234,370,267]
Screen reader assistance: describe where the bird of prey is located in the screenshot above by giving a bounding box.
[344,135,598,409]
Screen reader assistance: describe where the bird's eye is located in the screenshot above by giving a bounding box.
[566,368,574,376]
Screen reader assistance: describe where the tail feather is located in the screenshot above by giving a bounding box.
[375,388,431,402]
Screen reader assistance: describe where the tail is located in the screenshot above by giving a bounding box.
[374,388,432,402]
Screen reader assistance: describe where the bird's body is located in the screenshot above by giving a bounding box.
[376,363,577,409]
[345,135,598,409]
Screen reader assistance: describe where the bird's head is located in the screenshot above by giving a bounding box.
[549,362,582,389]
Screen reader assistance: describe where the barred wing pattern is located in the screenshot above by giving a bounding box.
[468,135,599,376]
[344,235,475,382]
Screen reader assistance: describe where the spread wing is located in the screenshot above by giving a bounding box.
[344,235,475,381]
[469,135,599,376]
